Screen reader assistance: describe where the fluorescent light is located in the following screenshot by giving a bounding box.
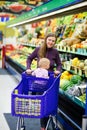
[7,1,87,28]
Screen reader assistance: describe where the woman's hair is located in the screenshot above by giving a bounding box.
[38,32,57,58]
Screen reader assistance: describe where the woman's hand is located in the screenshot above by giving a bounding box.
[26,69,32,74]
[54,70,60,76]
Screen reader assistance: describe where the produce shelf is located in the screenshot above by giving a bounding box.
[5,56,26,75]
[59,91,85,128]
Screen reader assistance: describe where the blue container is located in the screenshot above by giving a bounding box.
[11,72,61,118]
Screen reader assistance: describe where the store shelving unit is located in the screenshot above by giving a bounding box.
[4,0,87,130]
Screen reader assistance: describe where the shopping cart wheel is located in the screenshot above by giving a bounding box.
[16,117,25,130]
[46,116,56,130]
[20,126,25,130]
[46,116,61,130]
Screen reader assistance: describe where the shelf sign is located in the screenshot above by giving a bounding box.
[0,17,9,22]
[6,0,82,26]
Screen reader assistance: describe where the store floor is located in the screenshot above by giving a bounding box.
[0,60,40,130]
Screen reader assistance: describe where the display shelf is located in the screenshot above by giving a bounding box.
[74,96,85,108]
[15,49,29,56]
[22,44,87,57]
[21,43,38,48]
[5,62,21,81]
[5,56,26,71]
[58,108,82,130]
[60,88,86,108]
[5,56,26,81]
[58,92,85,129]
[62,66,86,78]
[57,46,87,56]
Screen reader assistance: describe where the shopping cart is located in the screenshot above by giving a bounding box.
[11,72,61,130]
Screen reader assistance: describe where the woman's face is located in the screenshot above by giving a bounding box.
[46,36,56,48]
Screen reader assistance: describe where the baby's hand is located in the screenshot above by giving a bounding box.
[26,69,32,74]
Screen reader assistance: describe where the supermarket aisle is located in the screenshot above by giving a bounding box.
[0,60,19,130]
[0,60,40,130]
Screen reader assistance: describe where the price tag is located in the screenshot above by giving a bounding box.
[83,49,87,54]
[77,48,81,54]
[74,68,78,74]
[78,69,82,76]
[67,65,70,71]
[64,46,66,51]
[57,45,60,50]
[85,71,87,77]
[60,46,62,50]
[67,47,70,52]
[63,63,66,69]
[72,48,75,52]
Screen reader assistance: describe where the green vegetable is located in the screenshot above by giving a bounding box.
[70,75,82,84]
[60,79,73,91]
[35,27,42,33]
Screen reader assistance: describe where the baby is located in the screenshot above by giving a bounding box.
[32,58,50,78]
[31,58,50,92]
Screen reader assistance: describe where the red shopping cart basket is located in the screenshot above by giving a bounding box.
[11,72,61,118]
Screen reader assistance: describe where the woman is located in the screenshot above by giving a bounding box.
[26,32,62,130]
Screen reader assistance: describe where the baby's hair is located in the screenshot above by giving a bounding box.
[39,58,50,69]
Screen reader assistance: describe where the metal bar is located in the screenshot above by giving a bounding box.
[82,115,87,130]
[58,109,82,130]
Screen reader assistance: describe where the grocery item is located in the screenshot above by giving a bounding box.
[60,79,73,91]
[70,75,82,84]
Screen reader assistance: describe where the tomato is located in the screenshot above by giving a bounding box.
[9,4,26,12]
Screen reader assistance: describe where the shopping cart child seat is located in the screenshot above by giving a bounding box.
[11,72,61,119]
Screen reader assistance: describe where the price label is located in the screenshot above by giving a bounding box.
[83,49,87,54]
[63,63,66,69]
[72,48,75,52]
[60,46,62,50]
[78,69,82,76]
[57,45,60,50]
[67,64,71,71]
[64,46,66,51]
[85,71,87,77]
[67,47,70,52]
[74,68,78,74]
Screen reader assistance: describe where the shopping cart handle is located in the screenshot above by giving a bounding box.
[22,71,31,78]
[23,71,54,77]
[22,71,60,79]
[48,71,54,76]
